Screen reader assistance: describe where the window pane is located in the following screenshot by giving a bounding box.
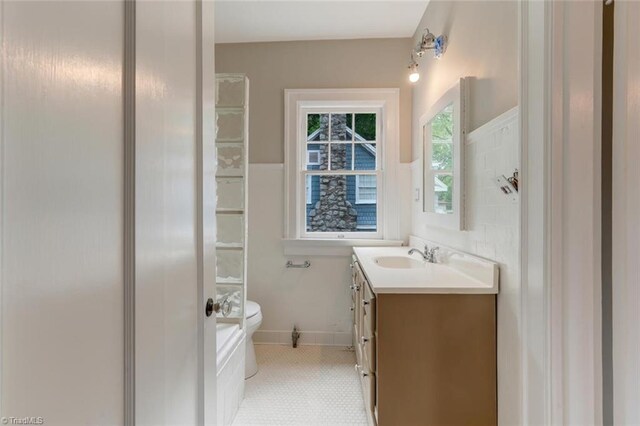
[306,174,377,233]
[355,113,376,141]
[431,141,453,171]
[430,104,454,171]
[431,104,454,142]
[354,143,376,170]
[433,174,453,214]
[306,143,328,170]
[330,143,353,170]
[306,175,319,206]
[307,113,328,141]
[330,113,353,141]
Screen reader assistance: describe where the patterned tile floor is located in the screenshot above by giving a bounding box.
[232,345,368,426]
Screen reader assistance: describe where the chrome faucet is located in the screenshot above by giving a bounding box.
[408,245,440,263]
[426,246,439,263]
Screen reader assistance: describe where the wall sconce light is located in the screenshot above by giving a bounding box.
[407,28,448,83]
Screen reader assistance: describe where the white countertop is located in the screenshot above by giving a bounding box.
[353,246,499,295]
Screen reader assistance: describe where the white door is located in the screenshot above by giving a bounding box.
[134,1,217,425]
[0,2,125,424]
[612,2,640,424]
[1,1,217,424]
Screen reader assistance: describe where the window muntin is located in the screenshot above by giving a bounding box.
[302,110,381,237]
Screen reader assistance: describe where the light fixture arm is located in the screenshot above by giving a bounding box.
[407,29,448,83]
[414,28,448,59]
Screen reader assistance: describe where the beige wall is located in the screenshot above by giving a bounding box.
[216,38,413,163]
[411,0,518,160]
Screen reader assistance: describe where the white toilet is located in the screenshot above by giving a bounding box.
[245,300,262,379]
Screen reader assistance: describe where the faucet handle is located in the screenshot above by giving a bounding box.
[424,244,430,252]
[428,246,440,263]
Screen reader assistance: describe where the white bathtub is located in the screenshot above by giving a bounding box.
[217,323,246,426]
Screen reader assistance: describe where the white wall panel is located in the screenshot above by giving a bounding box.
[1,2,124,424]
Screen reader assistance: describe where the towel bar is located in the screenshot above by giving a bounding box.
[286,260,311,269]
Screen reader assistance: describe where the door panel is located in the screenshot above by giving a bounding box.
[1,2,124,424]
[134,1,203,425]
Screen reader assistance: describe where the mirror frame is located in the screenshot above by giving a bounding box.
[420,78,466,230]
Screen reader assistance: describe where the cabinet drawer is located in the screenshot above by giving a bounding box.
[357,361,376,416]
[361,331,375,373]
[362,291,376,334]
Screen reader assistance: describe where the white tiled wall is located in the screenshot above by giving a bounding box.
[411,106,520,425]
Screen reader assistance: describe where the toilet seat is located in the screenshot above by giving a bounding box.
[246,300,260,319]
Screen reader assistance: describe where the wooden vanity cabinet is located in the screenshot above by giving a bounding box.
[351,256,497,426]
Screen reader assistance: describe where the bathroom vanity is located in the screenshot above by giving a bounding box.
[351,245,498,426]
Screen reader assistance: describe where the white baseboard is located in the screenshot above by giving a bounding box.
[253,330,352,347]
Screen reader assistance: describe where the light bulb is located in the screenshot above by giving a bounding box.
[409,72,420,83]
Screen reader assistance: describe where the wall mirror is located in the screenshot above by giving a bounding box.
[421,78,466,230]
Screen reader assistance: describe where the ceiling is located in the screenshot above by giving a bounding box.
[215,1,429,44]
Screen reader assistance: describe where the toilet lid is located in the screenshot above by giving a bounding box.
[246,300,260,319]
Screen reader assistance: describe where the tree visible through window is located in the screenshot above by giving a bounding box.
[304,112,379,234]
[430,104,454,213]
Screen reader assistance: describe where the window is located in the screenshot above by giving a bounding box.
[421,78,465,230]
[284,89,401,246]
[301,111,380,237]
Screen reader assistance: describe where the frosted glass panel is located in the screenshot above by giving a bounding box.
[217,214,243,246]
[216,110,244,142]
[217,250,243,283]
[216,76,245,107]
[217,178,244,210]
[217,144,244,177]
[216,285,243,319]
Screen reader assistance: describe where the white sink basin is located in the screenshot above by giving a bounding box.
[374,256,425,269]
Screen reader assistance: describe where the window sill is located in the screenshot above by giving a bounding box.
[282,238,404,256]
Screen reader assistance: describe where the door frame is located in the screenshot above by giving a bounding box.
[519,1,603,424]
[612,1,640,424]
[197,0,218,425]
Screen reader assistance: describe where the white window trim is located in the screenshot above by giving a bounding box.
[284,89,401,252]
[355,175,377,204]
